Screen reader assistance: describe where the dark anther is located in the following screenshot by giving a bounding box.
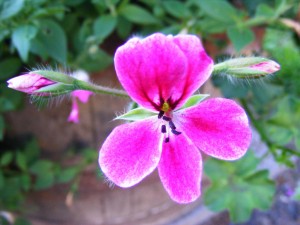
[162,116,171,121]
[171,129,181,135]
[161,125,166,133]
[165,137,170,143]
[169,121,176,130]
[158,111,164,119]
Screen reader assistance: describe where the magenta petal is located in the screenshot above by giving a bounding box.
[68,99,79,123]
[176,98,252,160]
[115,33,188,111]
[172,35,213,109]
[158,134,202,203]
[99,118,163,187]
[72,90,93,103]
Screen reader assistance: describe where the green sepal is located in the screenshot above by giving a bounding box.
[115,107,156,121]
[30,70,75,84]
[34,83,74,95]
[181,94,209,109]
[214,57,269,70]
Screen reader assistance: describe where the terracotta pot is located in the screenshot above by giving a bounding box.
[24,169,210,225]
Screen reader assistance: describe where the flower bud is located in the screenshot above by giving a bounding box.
[7,73,56,94]
[213,57,280,79]
[249,61,280,74]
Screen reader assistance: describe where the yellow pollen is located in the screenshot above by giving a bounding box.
[161,102,170,112]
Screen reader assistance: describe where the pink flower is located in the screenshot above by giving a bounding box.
[7,73,55,94]
[68,90,93,123]
[249,61,280,74]
[99,33,252,203]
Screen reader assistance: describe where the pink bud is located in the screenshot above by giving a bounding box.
[68,99,79,123]
[71,90,93,103]
[7,73,55,94]
[249,60,280,74]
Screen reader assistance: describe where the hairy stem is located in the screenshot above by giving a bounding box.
[76,80,129,98]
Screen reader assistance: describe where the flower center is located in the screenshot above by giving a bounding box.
[158,110,181,143]
[161,102,170,112]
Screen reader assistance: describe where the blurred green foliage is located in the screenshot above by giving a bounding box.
[1,0,300,223]
[0,138,97,224]
[204,151,275,223]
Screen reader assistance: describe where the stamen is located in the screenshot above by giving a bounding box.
[171,129,181,135]
[158,111,164,119]
[162,116,171,121]
[161,125,166,133]
[169,121,176,130]
[165,137,170,143]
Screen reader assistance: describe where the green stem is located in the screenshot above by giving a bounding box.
[76,80,129,98]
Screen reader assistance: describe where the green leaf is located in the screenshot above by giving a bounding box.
[265,123,294,146]
[195,18,229,34]
[204,151,275,223]
[34,172,54,190]
[0,176,23,210]
[269,96,300,127]
[23,139,40,164]
[30,160,55,190]
[0,115,4,140]
[0,0,24,20]
[0,58,22,81]
[0,152,13,166]
[255,3,275,19]
[195,0,239,23]
[16,152,27,171]
[57,167,79,183]
[181,94,209,109]
[227,27,255,52]
[116,16,132,39]
[162,1,190,19]
[12,25,38,62]
[77,48,112,72]
[93,15,117,40]
[31,19,67,63]
[119,4,159,25]
[81,147,98,163]
[19,174,31,191]
[115,108,156,121]
[30,160,53,174]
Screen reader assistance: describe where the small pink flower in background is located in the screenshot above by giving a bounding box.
[99,33,252,203]
[249,60,280,74]
[68,70,93,124]
[7,73,55,94]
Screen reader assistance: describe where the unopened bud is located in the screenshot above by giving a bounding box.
[7,73,56,94]
[213,57,280,79]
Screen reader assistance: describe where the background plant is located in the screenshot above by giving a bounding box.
[1,0,300,224]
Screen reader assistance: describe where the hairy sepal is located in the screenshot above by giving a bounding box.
[30,70,75,84]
